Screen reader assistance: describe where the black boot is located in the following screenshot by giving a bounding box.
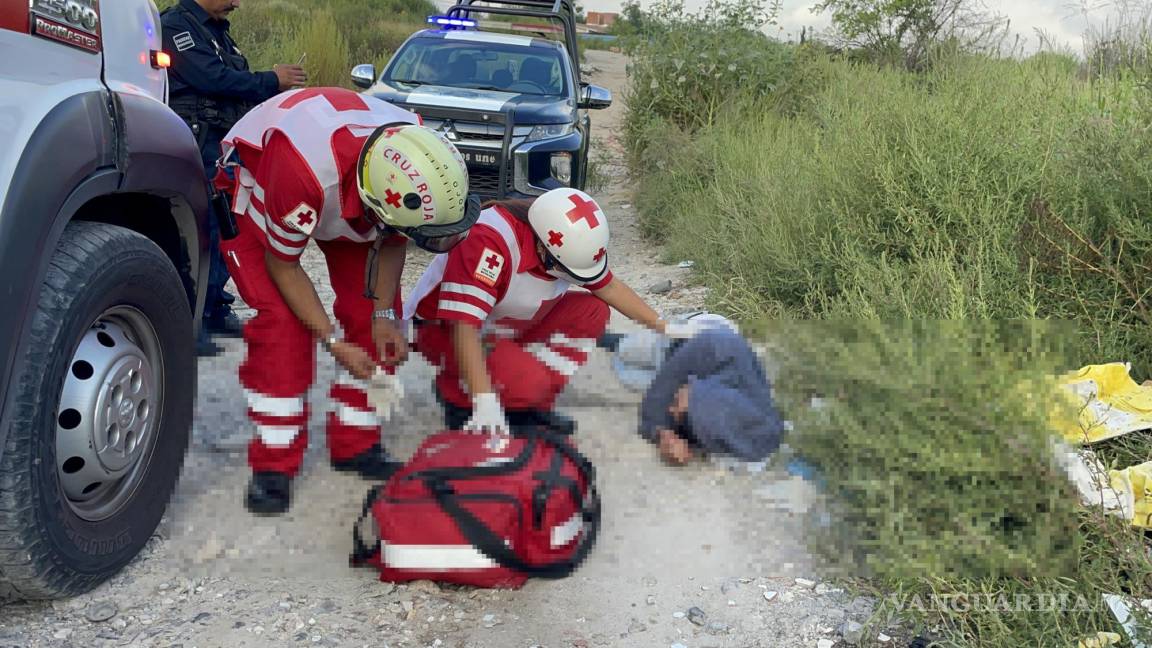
[505,409,577,436]
[596,332,626,352]
[205,309,245,338]
[245,472,292,515]
[331,443,403,480]
[196,327,223,357]
[443,400,472,431]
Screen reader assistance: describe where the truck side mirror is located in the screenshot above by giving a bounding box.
[351,64,377,89]
[578,83,612,110]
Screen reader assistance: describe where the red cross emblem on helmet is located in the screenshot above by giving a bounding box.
[528,189,610,280]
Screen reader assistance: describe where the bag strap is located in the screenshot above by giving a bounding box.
[422,428,602,578]
[429,474,601,578]
[348,485,383,567]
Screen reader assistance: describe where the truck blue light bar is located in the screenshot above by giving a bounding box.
[427,15,477,28]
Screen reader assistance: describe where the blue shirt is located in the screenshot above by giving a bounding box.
[638,328,785,462]
[161,0,279,102]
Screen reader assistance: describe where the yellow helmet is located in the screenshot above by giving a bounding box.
[357,123,480,252]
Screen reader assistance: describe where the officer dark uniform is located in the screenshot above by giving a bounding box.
[161,0,284,355]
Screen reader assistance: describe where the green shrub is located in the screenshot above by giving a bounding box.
[764,317,1152,646]
[622,0,793,144]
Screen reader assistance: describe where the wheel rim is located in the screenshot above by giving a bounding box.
[55,307,164,522]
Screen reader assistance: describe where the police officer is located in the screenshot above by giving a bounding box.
[161,0,307,356]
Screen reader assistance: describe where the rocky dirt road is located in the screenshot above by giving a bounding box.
[0,51,880,648]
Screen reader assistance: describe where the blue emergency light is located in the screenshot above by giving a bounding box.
[427,15,477,28]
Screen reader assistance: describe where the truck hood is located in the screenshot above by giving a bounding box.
[366,83,576,126]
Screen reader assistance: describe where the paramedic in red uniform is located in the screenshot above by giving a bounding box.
[405,188,697,434]
[215,86,480,514]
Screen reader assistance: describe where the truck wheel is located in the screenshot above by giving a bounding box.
[0,221,193,600]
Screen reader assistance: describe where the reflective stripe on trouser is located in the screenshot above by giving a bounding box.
[416,292,610,411]
[220,215,401,476]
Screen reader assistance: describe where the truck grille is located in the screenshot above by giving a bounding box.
[421,119,532,149]
[467,162,516,197]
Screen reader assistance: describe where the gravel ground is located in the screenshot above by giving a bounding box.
[0,51,905,648]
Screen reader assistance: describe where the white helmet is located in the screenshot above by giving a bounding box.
[357,122,480,252]
[528,188,610,282]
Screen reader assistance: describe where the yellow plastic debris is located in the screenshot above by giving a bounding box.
[1077,631,1123,648]
[1057,362,1152,445]
[1108,461,1152,529]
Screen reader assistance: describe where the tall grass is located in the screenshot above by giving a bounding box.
[623,1,1152,644]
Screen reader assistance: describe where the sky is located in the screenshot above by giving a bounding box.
[567,0,1126,54]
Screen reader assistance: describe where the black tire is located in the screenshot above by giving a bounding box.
[0,221,194,600]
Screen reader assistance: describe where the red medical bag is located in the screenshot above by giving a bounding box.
[349,424,600,588]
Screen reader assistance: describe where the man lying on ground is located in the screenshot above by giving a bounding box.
[633,323,786,466]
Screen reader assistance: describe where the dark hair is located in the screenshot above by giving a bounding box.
[675,417,700,448]
[482,198,535,224]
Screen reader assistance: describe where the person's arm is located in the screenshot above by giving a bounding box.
[453,321,493,396]
[430,227,512,432]
[163,23,289,102]
[591,276,667,333]
[254,133,376,378]
[265,254,376,379]
[369,239,409,365]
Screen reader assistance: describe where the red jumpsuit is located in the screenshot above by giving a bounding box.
[215,88,418,476]
[405,205,612,412]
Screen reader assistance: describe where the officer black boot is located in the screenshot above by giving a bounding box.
[196,327,223,357]
[205,308,245,338]
[331,443,403,480]
[245,472,293,515]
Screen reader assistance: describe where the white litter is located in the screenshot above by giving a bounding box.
[1103,594,1151,648]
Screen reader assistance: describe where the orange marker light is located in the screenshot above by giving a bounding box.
[150,50,171,69]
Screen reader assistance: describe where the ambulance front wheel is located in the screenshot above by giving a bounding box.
[0,222,194,601]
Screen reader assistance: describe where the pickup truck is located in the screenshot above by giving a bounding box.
[0,0,209,600]
[350,0,612,199]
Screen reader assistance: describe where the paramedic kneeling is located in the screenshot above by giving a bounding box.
[641,326,786,465]
[406,188,690,434]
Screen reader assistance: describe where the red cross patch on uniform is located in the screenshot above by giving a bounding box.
[285,202,319,236]
[474,248,504,287]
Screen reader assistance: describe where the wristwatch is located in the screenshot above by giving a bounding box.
[320,332,341,353]
[373,308,397,321]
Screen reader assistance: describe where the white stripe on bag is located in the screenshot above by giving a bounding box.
[439,299,489,321]
[441,282,497,306]
[527,343,580,377]
[381,542,498,570]
[336,404,378,428]
[548,333,594,354]
[551,512,584,548]
[245,389,305,417]
[257,424,300,447]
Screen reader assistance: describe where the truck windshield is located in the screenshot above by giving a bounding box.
[386,39,568,97]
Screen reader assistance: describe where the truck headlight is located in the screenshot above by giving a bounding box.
[551,153,572,185]
[527,123,574,142]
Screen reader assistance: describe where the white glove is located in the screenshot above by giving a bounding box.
[365,368,404,421]
[464,392,509,435]
[663,320,704,340]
